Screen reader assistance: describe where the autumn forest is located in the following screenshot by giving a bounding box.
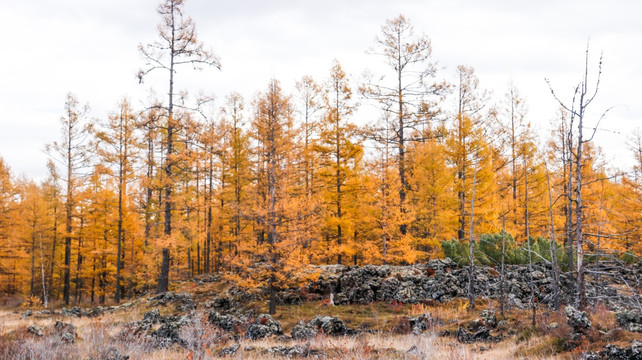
[1,0,641,316]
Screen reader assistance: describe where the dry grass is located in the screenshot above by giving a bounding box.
[1,293,638,360]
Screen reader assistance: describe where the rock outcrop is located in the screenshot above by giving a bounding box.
[583,340,642,360]
[302,260,640,311]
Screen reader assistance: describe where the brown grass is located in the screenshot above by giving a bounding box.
[1,292,638,360]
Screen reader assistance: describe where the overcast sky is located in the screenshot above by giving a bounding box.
[1,0,640,180]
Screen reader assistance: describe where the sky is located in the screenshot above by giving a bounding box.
[1,0,641,180]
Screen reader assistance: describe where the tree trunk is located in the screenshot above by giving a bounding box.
[115,162,124,303]
[525,170,536,327]
[546,167,561,310]
[63,159,72,304]
[467,167,477,309]
[157,248,170,293]
[39,234,48,308]
[500,212,506,319]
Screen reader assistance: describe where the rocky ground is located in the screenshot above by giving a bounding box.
[1,261,641,359]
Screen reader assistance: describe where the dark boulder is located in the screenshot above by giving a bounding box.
[218,344,240,356]
[308,315,349,336]
[54,320,76,343]
[455,327,500,343]
[151,315,189,347]
[208,311,242,333]
[565,305,592,335]
[245,314,282,340]
[615,310,642,332]
[582,340,642,360]
[291,321,317,340]
[27,324,43,337]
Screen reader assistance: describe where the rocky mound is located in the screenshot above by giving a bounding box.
[303,259,641,311]
[583,340,642,360]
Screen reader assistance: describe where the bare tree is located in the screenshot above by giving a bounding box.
[138,0,220,293]
[547,45,607,310]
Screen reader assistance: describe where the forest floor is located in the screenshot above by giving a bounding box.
[0,278,640,359]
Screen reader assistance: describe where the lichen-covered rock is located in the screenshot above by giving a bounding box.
[151,315,189,347]
[304,262,640,312]
[291,321,317,339]
[565,305,592,334]
[138,309,161,330]
[616,310,642,332]
[269,345,321,357]
[480,310,497,328]
[61,306,82,317]
[245,314,282,340]
[582,340,642,360]
[208,311,242,332]
[86,306,105,317]
[54,320,76,343]
[277,290,303,305]
[149,291,194,310]
[308,315,349,336]
[104,348,130,360]
[409,313,441,334]
[455,327,500,343]
[206,297,231,310]
[218,344,240,356]
[27,324,43,337]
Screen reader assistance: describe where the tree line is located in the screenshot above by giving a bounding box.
[1,1,641,313]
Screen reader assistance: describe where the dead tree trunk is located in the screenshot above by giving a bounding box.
[546,166,561,310]
[547,46,605,310]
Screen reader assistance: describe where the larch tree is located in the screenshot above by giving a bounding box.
[220,93,251,263]
[447,65,494,241]
[45,93,92,305]
[19,181,49,305]
[316,60,362,265]
[95,98,140,303]
[0,158,19,294]
[362,14,445,236]
[408,137,457,258]
[295,76,323,199]
[246,79,311,314]
[42,160,63,299]
[138,0,220,293]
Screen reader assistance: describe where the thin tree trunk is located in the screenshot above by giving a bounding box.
[467,167,477,310]
[116,160,124,303]
[30,222,36,302]
[525,170,536,327]
[500,211,506,319]
[39,234,48,308]
[576,77,586,310]
[546,167,561,310]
